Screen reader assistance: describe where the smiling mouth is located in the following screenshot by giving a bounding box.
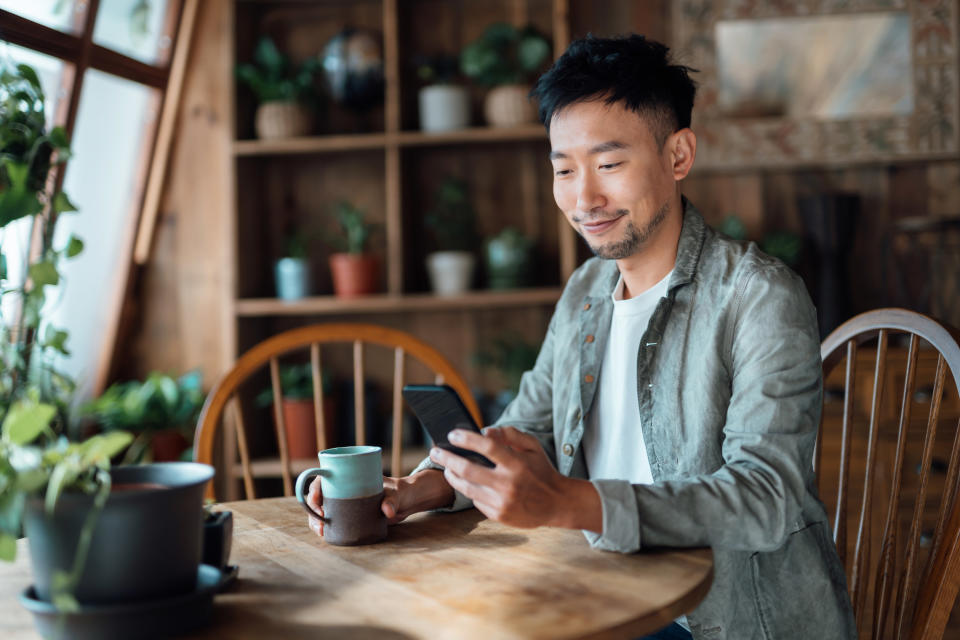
[580,213,625,235]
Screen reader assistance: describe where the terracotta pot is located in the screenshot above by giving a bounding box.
[255,101,312,139]
[280,397,337,458]
[329,253,379,297]
[150,429,190,462]
[483,84,536,127]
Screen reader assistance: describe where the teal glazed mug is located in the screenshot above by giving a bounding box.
[295,445,388,546]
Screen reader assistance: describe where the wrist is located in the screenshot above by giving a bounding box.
[554,477,603,533]
[406,469,455,512]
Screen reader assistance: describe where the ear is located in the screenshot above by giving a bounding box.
[667,128,696,181]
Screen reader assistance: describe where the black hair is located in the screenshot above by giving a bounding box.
[530,34,697,148]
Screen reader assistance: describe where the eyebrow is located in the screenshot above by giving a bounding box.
[549,140,629,161]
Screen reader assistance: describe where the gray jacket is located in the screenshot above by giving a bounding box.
[418,201,856,639]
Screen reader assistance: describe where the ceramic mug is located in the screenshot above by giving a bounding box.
[295,445,388,546]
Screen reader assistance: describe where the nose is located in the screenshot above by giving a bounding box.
[575,172,605,213]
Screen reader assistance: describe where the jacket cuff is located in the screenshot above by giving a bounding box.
[410,456,474,512]
[582,479,642,553]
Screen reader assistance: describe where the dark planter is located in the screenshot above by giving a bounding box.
[24,462,214,605]
[202,510,233,570]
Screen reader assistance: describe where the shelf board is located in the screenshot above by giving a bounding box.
[234,447,428,479]
[233,132,389,156]
[395,124,547,147]
[232,125,547,156]
[235,287,562,317]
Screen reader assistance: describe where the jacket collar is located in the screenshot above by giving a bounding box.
[668,196,708,293]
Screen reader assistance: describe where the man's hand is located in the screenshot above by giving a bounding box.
[429,426,602,532]
[306,469,454,538]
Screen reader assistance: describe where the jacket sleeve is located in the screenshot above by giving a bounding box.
[591,265,822,553]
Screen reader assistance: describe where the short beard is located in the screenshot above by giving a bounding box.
[584,201,670,260]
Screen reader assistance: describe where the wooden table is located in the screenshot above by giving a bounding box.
[1,497,713,639]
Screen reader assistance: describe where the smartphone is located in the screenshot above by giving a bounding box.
[402,384,495,468]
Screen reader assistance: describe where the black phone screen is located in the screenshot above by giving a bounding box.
[402,384,495,468]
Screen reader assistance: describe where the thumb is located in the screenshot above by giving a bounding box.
[381,493,399,519]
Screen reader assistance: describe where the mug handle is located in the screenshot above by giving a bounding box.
[295,468,328,522]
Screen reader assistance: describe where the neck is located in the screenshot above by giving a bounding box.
[616,193,684,299]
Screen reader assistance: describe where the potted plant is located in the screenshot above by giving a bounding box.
[328,201,379,297]
[413,53,470,132]
[79,370,206,463]
[0,63,215,623]
[275,230,312,300]
[235,36,321,140]
[460,23,551,127]
[256,363,335,459]
[424,176,477,295]
[485,227,535,289]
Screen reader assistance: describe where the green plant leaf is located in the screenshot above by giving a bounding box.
[28,261,59,288]
[1,400,56,445]
[48,126,69,150]
[0,531,16,561]
[43,326,70,355]
[52,191,78,214]
[0,160,43,227]
[65,234,84,258]
[84,431,133,463]
[253,37,285,78]
[15,63,41,94]
[44,460,77,515]
[0,489,26,536]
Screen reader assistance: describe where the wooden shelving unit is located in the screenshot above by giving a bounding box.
[223,0,578,498]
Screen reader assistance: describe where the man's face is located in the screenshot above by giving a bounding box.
[549,100,679,260]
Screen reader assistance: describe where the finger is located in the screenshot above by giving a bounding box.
[307,477,323,508]
[381,493,398,519]
[442,466,499,505]
[431,446,498,485]
[447,429,515,466]
[308,514,324,536]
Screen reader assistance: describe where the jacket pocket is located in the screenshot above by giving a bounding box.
[749,521,855,640]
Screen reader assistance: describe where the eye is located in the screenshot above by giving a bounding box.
[554,168,572,177]
[599,162,623,170]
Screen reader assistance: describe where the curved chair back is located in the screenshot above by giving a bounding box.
[194,323,482,502]
[818,308,960,639]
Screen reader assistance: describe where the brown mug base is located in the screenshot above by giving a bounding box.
[323,492,388,546]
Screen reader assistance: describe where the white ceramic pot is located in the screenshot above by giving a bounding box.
[483,84,536,127]
[418,84,471,132]
[255,101,312,139]
[275,257,311,300]
[426,251,475,295]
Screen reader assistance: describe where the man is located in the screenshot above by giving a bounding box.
[308,34,855,640]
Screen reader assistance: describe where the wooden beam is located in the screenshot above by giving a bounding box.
[134,0,199,264]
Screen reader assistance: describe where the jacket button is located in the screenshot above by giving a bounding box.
[583,303,591,311]
[584,374,594,383]
[562,443,574,456]
[585,334,594,343]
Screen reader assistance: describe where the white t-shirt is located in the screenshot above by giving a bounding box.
[583,269,672,485]
[583,269,687,631]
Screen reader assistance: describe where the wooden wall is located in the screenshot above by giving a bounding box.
[115,0,232,386]
[117,0,960,385]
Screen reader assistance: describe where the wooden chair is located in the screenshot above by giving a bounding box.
[193,323,482,502]
[818,308,960,639]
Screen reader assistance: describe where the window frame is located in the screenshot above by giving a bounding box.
[0,0,196,395]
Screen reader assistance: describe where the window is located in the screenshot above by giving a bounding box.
[0,0,193,401]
